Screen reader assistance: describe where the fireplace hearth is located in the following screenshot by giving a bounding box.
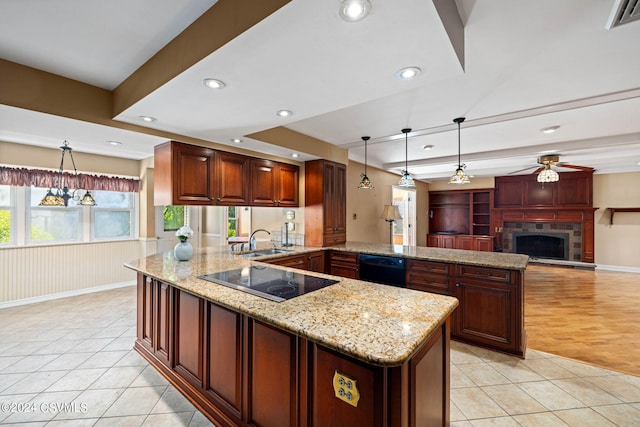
[501,222,583,262]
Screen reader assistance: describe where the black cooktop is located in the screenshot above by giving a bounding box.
[199,265,339,302]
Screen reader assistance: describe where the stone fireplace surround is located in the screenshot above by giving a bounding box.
[502,222,582,261]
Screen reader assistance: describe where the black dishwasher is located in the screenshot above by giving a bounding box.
[358,254,406,287]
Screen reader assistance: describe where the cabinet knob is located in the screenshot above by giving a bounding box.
[456,283,461,287]
[216,197,221,202]
[146,277,152,284]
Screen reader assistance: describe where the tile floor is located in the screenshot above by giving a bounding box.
[0,286,639,426]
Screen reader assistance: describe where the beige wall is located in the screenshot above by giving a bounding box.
[593,172,640,269]
[346,161,429,246]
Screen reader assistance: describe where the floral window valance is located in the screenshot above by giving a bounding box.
[0,166,140,192]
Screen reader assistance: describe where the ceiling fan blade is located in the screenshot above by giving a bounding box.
[508,166,538,175]
[558,163,595,172]
[533,167,544,174]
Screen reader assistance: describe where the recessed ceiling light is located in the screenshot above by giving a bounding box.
[276,110,293,117]
[203,78,226,89]
[139,116,157,123]
[107,140,122,146]
[291,153,299,158]
[542,126,560,134]
[422,144,434,151]
[231,138,242,144]
[338,0,372,22]
[396,67,421,80]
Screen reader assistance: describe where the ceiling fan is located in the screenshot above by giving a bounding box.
[509,154,594,176]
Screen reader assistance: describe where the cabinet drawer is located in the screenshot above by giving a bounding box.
[406,272,450,293]
[329,251,358,264]
[457,265,511,283]
[325,233,346,245]
[269,255,306,268]
[406,259,450,275]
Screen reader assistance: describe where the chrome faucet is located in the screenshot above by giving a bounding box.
[249,229,271,250]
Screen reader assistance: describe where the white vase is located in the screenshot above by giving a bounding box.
[174,240,193,261]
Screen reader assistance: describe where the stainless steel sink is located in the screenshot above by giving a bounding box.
[239,249,290,258]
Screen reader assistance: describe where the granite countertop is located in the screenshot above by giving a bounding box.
[249,241,529,271]
[125,245,459,367]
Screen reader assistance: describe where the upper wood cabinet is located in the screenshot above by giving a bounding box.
[154,141,298,207]
[305,160,347,247]
[494,172,593,208]
[154,141,216,205]
[249,159,299,207]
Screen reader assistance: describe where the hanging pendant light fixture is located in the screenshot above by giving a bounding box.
[537,163,559,183]
[398,128,416,188]
[358,136,374,189]
[449,117,471,184]
[39,140,97,207]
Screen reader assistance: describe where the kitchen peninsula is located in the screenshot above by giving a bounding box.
[125,243,527,426]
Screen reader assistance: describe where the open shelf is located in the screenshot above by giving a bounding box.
[607,207,640,225]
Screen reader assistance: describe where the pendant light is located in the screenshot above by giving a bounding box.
[358,136,373,189]
[449,117,471,184]
[398,128,416,188]
[39,140,97,207]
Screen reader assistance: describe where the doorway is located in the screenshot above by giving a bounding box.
[392,187,416,246]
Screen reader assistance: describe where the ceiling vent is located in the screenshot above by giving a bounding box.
[606,0,640,29]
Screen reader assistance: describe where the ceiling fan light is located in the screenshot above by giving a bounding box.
[537,168,559,183]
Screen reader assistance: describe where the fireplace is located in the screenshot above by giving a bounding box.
[513,232,570,260]
[501,222,583,262]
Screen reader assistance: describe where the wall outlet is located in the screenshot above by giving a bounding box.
[332,370,360,407]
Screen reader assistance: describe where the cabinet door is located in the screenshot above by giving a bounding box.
[216,152,250,205]
[329,251,359,279]
[137,275,154,352]
[174,290,204,389]
[250,159,277,206]
[205,302,242,418]
[249,320,297,427]
[455,235,474,250]
[441,235,456,249]
[426,234,440,247]
[332,162,347,234]
[276,163,299,207]
[155,281,172,366]
[174,143,216,204]
[474,237,494,252]
[323,162,338,235]
[306,251,326,273]
[453,278,518,352]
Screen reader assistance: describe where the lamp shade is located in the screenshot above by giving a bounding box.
[382,204,402,221]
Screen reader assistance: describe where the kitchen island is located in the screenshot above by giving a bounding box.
[126,246,460,427]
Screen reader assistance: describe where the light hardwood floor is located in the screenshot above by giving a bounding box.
[525,264,640,377]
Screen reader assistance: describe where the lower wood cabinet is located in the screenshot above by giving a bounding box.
[328,250,359,279]
[265,251,326,272]
[427,234,494,252]
[135,273,451,426]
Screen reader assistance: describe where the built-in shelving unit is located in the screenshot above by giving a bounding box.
[607,207,640,225]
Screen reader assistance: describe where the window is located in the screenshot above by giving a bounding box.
[228,206,238,238]
[29,187,81,243]
[163,206,185,231]
[92,190,135,239]
[0,185,12,245]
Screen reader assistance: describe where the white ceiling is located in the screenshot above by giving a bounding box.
[1,0,640,180]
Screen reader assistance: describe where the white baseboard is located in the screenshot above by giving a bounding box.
[0,281,136,310]
[595,264,640,274]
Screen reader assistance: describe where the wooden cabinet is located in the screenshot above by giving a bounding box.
[154,141,298,207]
[406,259,454,295]
[154,141,216,205]
[305,160,347,247]
[428,189,494,251]
[266,251,326,272]
[494,172,593,208]
[427,234,494,252]
[453,265,524,355]
[328,251,359,279]
[137,275,171,366]
[250,159,299,207]
[215,151,250,205]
